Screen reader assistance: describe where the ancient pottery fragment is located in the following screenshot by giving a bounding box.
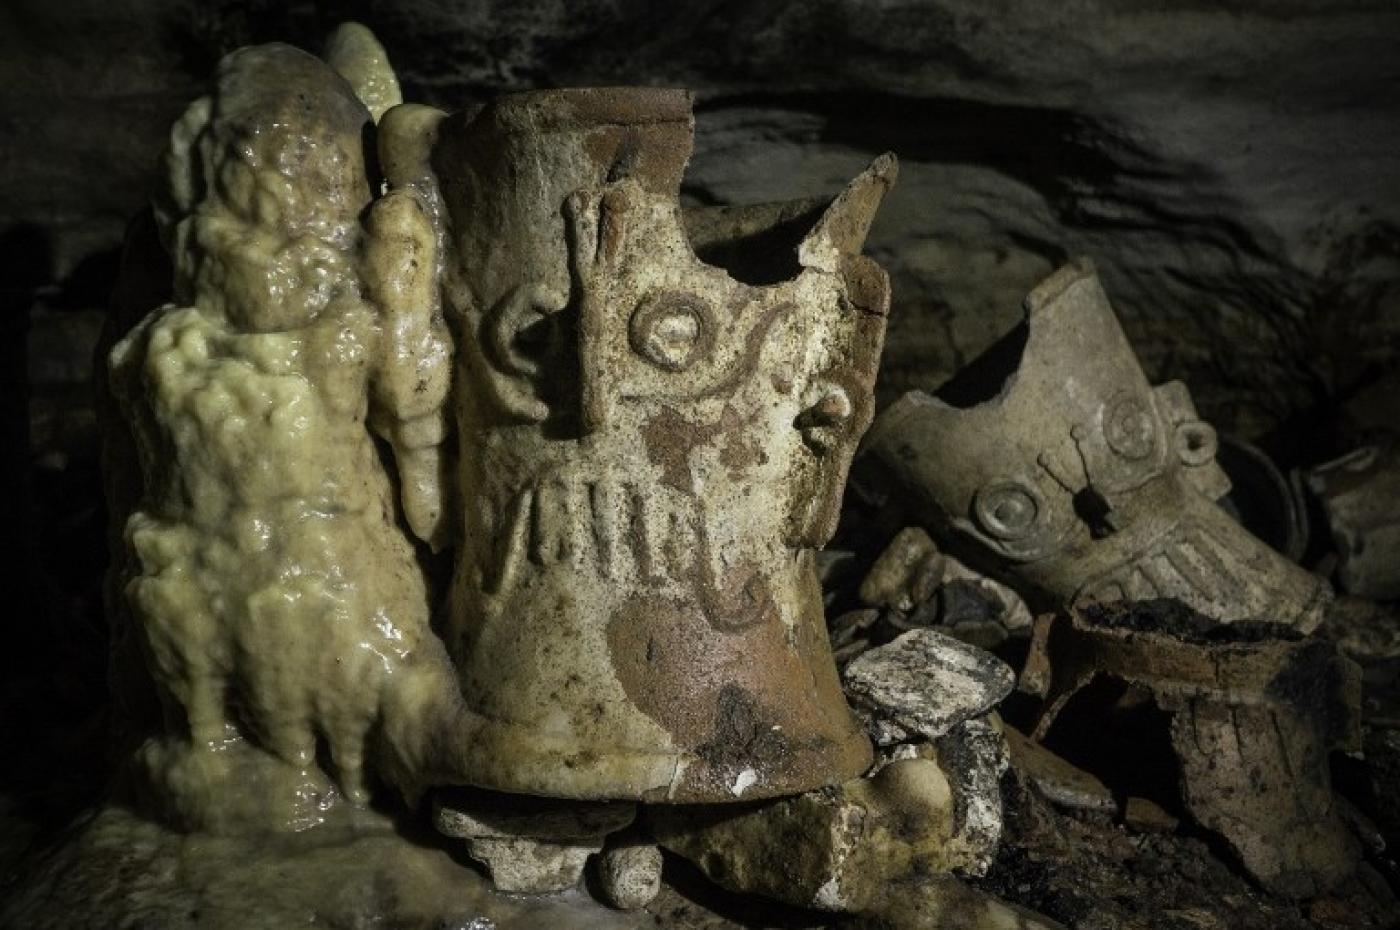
[1024,599,1362,897]
[862,258,1330,632]
[406,88,897,802]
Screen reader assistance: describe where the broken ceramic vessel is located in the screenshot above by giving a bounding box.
[863,258,1329,632]
[1023,600,1362,897]
[386,89,897,802]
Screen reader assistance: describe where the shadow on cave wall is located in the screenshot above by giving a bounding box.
[0,223,117,834]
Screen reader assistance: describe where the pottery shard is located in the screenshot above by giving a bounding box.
[842,629,1015,744]
[1026,600,1363,898]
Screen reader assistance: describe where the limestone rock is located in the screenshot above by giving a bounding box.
[322,22,402,122]
[650,755,963,912]
[830,608,881,654]
[652,722,1009,912]
[931,716,1010,878]
[1124,797,1179,834]
[843,628,1015,744]
[0,804,653,929]
[595,843,664,911]
[857,527,1033,647]
[1358,725,1400,845]
[466,837,599,894]
[432,791,638,895]
[1317,595,1400,665]
[102,31,463,828]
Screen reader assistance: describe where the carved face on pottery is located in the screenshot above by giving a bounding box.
[421,89,894,802]
[863,259,1329,631]
[565,176,890,623]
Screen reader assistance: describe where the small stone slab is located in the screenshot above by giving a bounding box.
[842,629,1014,742]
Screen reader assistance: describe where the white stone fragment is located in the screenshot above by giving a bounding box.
[843,628,1014,744]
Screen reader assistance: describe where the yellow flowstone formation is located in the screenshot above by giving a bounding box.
[105,31,459,831]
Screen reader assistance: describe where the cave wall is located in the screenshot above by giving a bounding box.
[4,0,1400,455]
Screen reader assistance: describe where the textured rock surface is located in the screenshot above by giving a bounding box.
[651,754,970,912]
[6,1,1400,445]
[0,805,651,930]
[4,5,1399,928]
[859,526,943,612]
[929,716,1011,878]
[463,836,600,894]
[432,791,638,894]
[595,842,664,911]
[99,37,465,832]
[848,877,1067,930]
[652,733,1010,913]
[843,628,1015,743]
[980,768,1399,930]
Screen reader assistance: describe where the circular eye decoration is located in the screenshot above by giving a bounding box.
[974,480,1044,540]
[629,292,714,372]
[1173,420,1218,466]
[1103,393,1157,461]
